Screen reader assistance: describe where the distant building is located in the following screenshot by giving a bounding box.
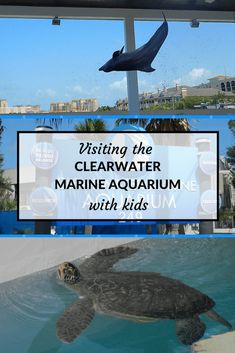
[70,99,98,112]
[0,97,99,114]
[207,75,235,92]
[116,83,234,111]
[0,99,8,110]
[50,98,98,113]
[0,99,41,114]
[10,105,41,114]
[50,102,71,113]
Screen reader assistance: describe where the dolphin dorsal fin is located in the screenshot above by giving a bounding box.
[112,50,120,58]
[112,46,124,58]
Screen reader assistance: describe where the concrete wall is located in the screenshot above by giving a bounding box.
[0,238,135,284]
[192,330,235,353]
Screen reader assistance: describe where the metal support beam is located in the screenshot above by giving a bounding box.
[124,16,139,114]
[0,7,234,22]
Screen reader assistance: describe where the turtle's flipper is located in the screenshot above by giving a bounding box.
[176,316,206,345]
[206,309,232,329]
[80,245,138,274]
[56,298,94,343]
[98,245,137,258]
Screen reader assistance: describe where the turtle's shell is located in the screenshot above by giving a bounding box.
[81,272,215,320]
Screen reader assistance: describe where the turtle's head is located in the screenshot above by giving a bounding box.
[57,262,81,285]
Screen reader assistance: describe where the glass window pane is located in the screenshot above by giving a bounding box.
[0,19,127,114]
[132,20,235,112]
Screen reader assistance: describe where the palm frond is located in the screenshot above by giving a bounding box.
[75,118,107,132]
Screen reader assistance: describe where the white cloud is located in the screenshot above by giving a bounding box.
[109,77,127,91]
[108,69,211,99]
[109,76,157,93]
[72,85,83,93]
[63,84,84,100]
[138,79,156,92]
[36,88,56,98]
[173,78,182,85]
[170,68,211,87]
[188,68,210,80]
[46,89,56,98]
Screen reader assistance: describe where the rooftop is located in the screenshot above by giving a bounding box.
[208,75,230,80]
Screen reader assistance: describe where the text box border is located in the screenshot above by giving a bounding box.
[17,130,219,222]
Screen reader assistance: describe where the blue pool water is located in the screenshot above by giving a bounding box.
[0,238,235,353]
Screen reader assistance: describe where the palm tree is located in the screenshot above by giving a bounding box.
[115,118,148,129]
[97,105,114,112]
[75,118,107,234]
[0,119,14,210]
[146,118,190,133]
[36,117,64,130]
[75,118,107,132]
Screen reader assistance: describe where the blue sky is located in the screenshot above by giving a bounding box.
[1,117,233,169]
[0,19,234,109]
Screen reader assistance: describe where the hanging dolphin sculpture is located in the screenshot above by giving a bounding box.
[99,16,168,73]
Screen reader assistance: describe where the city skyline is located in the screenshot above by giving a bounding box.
[0,73,234,113]
[0,97,98,113]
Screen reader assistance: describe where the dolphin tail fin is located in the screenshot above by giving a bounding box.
[140,65,155,72]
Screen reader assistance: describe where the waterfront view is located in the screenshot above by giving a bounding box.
[1,74,235,113]
[0,19,234,113]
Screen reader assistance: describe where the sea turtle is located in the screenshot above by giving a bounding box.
[56,245,232,345]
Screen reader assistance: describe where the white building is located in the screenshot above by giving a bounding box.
[207,75,235,92]
[50,98,98,113]
[116,83,234,111]
[0,99,41,114]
